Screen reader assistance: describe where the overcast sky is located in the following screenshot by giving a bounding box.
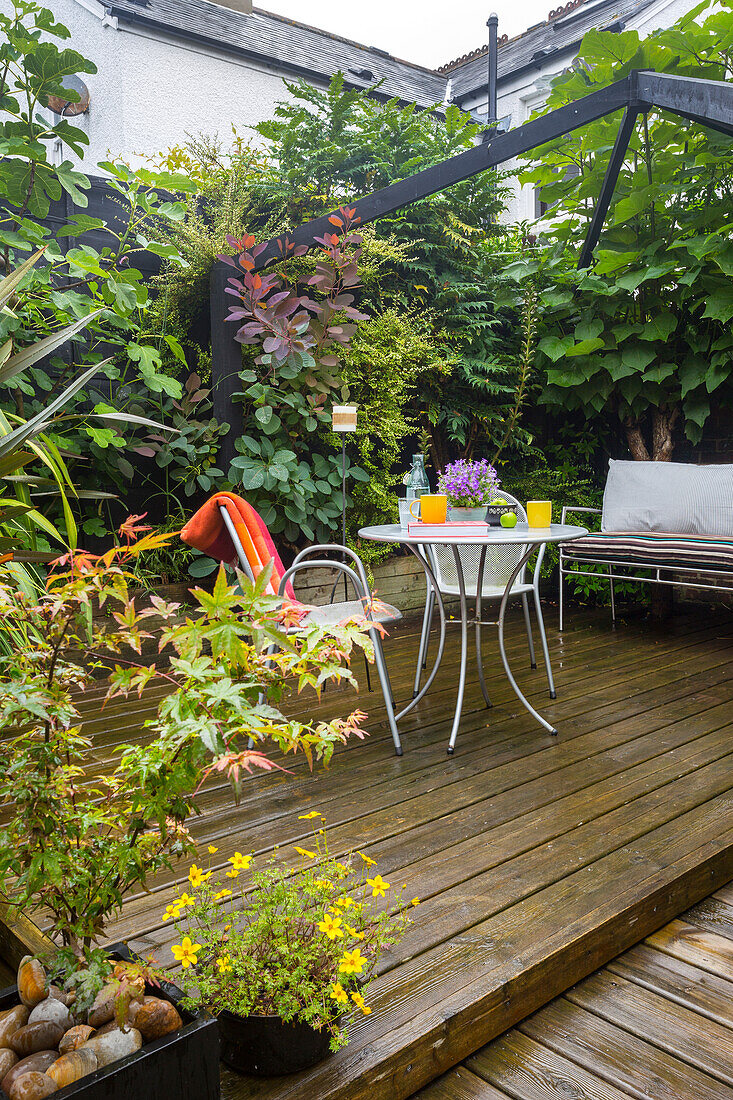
[259,1,554,69]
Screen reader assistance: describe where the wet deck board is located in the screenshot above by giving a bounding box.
[420,887,733,1099]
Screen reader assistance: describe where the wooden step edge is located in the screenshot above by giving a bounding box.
[266,831,733,1100]
[0,903,55,971]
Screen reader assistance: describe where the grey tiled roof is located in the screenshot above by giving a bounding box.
[447,0,658,102]
[106,0,447,106]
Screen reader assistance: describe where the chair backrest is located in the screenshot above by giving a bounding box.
[216,498,295,599]
[429,492,530,596]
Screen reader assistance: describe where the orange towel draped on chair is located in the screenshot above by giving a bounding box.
[180,491,296,598]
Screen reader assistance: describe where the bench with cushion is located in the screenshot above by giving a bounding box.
[559,459,733,628]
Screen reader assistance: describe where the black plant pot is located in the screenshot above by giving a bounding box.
[486,503,515,526]
[218,1009,336,1076]
[0,943,220,1100]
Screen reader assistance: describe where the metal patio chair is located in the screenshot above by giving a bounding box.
[218,505,405,755]
[412,492,556,705]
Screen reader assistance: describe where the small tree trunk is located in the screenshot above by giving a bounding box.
[651,404,680,461]
[624,415,650,461]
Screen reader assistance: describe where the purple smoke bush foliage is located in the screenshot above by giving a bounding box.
[437,459,501,507]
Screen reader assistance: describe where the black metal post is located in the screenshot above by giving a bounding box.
[242,77,632,271]
[487,12,498,126]
[578,106,639,269]
[210,262,242,472]
[341,437,347,548]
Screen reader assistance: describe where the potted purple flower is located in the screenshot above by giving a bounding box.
[437,459,502,522]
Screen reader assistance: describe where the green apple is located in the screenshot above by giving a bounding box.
[490,497,507,505]
[500,511,517,528]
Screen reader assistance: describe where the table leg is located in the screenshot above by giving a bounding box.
[447,545,469,755]
[413,547,434,699]
[498,544,559,736]
[475,545,491,709]
[394,545,447,722]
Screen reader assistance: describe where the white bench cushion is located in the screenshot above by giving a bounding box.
[601,459,733,537]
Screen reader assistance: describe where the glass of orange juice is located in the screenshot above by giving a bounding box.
[527,500,552,528]
[419,494,448,524]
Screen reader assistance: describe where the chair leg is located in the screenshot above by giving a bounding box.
[413,588,433,698]
[609,569,617,628]
[372,628,402,755]
[559,556,564,632]
[521,593,537,669]
[533,588,556,698]
[423,589,435,669]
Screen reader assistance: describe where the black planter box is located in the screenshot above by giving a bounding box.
[0,943,220,1100]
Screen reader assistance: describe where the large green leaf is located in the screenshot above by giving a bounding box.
[565,337,605,357]
[537,335,574,362]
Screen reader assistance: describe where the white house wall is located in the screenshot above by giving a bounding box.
[6,0,308,172]
[1,0,701,216]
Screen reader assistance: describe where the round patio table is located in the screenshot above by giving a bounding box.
[358,523,588,753]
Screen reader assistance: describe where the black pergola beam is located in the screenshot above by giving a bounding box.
[248,76,632,271]
[211,69,733,464]
[578,106,639,269]
[636,71,733,132]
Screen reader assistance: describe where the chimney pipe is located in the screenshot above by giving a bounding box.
[486,12,498,126]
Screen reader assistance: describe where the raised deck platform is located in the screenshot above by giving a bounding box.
[6,604,732,1100]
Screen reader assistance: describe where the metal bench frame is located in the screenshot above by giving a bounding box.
[559,505,733,630]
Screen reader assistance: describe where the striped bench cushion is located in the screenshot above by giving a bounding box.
[562,532,733,573]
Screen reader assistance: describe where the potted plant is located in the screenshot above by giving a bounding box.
[437,458,503,521]
[0,520,375,1098]
[166,818,417,1076]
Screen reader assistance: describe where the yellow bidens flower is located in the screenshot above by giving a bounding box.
[226,869,239,879]
[344,924,364,941]
[351,990,372,1015]
[214,889,233,901]
[207,845,219,854]
[228,851,253,871]
[412,897,420,907]
[359,853,377,867]
[217,955,232,974]
[298,811,323,820]
[162,903,180,922]
[315,879,333,890]
[175,892,195,908]
[367,874,390,898]
[329,982,349,1006]
[295,847,316,859]
[318,913,344,940]
[335,896,354,910]
[338,948,366,975]
[171,936,201,969]
[188,864,211,889]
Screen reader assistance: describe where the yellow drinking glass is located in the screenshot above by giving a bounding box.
[527,500,552,528]
[419,494,448,524]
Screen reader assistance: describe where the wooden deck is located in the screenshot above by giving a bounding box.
[8,603,733,1099]
[417,881,733,1100]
